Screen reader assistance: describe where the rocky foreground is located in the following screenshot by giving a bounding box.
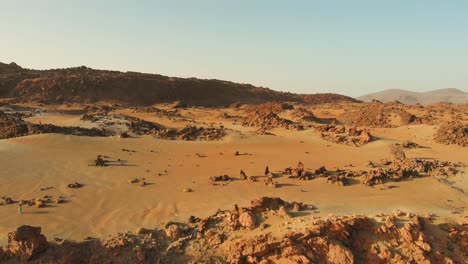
[1,197,466,264]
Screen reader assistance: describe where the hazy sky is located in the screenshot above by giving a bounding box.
[1,1,467,96]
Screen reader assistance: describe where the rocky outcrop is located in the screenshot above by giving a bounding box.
[0,198,467,263]
[0,62,42,97]
[242,102,304,132]
[155,125,225,141]
[434,121,467,147]
[0,111,107,139]
[291,107,321,122]
[283,162,314,180]
[221,213,467,264]
[0,111,29,139]
[6,226,49,261]
[2,63,358,106]
[82,111,225,141]
[315,125,373,146]
[363,158,461,186]
[340,100,422,127]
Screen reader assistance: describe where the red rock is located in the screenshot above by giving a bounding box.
[165,224,182,240]
[239,211,256,230]
[327,243,354,264]
[7,225,48,261]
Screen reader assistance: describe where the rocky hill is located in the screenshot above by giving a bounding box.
[0,62,42,98]
[358,88,468,105]
[0,62,357,106]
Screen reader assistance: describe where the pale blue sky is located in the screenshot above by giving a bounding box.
[1,1,467,96]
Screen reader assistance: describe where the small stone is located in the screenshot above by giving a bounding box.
[278,206,291,218]
[165,224,182,239]
[239,211,256,229]
[292,203,301,212]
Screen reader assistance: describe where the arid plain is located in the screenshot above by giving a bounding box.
[0,63,467,263]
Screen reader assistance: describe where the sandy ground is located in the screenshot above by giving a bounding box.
[0,107,467,245]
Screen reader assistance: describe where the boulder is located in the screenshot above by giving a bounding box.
[239,211,256,229]
[327,243,355,264]
[165,224,182,240]
[7,225,49,261]
[278,206,291,218]
[358,130,372,144]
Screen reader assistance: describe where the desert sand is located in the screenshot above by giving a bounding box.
[1,103,466,247]
[0,63,467,262]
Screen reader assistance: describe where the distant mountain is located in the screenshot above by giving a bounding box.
[358,88,468,105]
[0,62,358,106]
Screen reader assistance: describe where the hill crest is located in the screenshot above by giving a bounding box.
[0,62,357,106]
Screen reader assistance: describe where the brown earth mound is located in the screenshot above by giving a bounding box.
[1,197,466,263]
[340,100,422,127]
[1,63,358,106]
[0,111,107,139]
[434,121,468,147]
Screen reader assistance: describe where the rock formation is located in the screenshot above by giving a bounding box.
[1,62,357,106]
[315,125,373,146]
[5,226,48,261]
[1,198,466,263]
[0,111,107,139]
[340,100,422,127]
[434,121,467,147]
